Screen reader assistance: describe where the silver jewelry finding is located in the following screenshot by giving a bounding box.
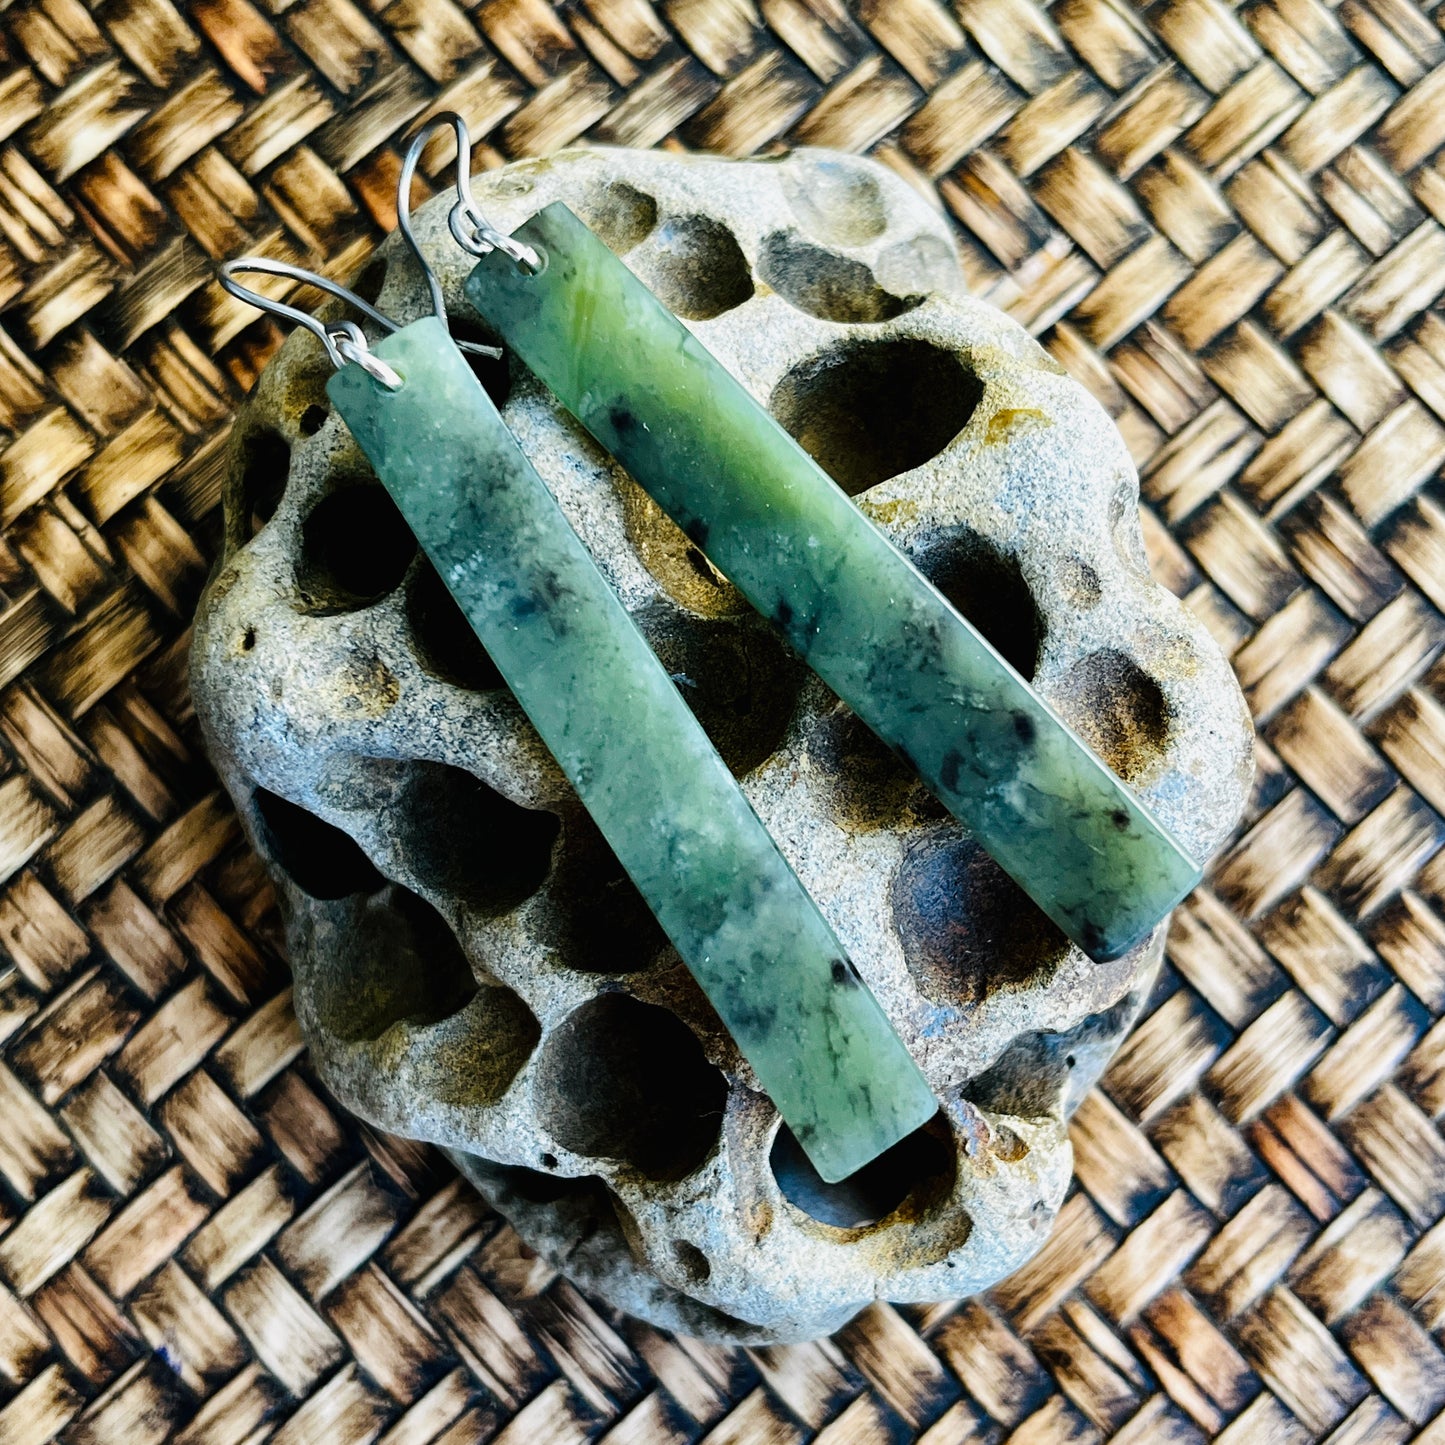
[218,258,405,390]
[400,113,543,276]
[331,324,405,390]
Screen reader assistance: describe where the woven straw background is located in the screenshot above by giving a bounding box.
[0,0,1442,1439]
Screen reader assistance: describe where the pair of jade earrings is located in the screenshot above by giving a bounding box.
[220,115,1199,1186]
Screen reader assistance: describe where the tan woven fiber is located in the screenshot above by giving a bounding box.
[0,0,1443,1439]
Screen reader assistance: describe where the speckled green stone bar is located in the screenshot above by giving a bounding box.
[328,318,937,1183]
[465,204,1203,962]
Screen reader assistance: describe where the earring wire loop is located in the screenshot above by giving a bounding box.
[397,121,451,326]
[399,113,542,277]
[218,257,405,390]
[217,116,523,389]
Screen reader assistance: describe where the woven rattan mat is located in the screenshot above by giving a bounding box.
[0,0,1442,1439]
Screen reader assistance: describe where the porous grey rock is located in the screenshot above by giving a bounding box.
[191,146,1254,1345]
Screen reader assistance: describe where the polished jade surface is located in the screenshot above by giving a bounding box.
[466,206,1202,961]
[328,318,937,1183]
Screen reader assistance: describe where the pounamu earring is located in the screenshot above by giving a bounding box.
[219,141,938,1186]
[439,121,1202,964]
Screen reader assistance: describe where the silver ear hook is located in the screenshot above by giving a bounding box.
[400,112,543,276]
[397,120,452,326]
[219,257,404,390]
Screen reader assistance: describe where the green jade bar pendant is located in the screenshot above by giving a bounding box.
[328,317,938,1183]
[465,206,1203,961]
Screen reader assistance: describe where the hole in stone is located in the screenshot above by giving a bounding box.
[475,1158,617,1209]
[1050,650,1171,783]
[315,887,480,1043]
[535,995,728,1180]
[912,530,1045,681]
[540,1152,559,1169]
[688,548,726,589]
[236,428,290,538]
[892,831,1070,1008]
[770,339,982,496]
[643,214,753,321]
[407,558,505,691]
[637,604,805,777]
[351,257,388,306]
[964,992,1141,1118]
[425,983,542,1108]
[574,180,658,253]
[461,1151,765,1338]
[780,156,887,245]
[471,1164,659,1307]
[280,353,332,441]
[544,815,668,973]
[814,707,943,829]
[241,626,257,652]
[395,761,559,915]
[990,1123,1030,1162]
[447,315,510,408]
[758,232,921,324]
[672,1240,710,1285]
[253,788,385,899]
[619,480,749,620]
[498,1163,576,1204]
[298,485,417,612]
[770,1114,953,1229]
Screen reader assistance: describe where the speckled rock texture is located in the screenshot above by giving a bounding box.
[191,146,1255,1345]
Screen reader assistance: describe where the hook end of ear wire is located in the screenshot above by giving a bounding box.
[454,339,504,360]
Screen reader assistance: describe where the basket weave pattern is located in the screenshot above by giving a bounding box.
[0,0,1443,1439]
